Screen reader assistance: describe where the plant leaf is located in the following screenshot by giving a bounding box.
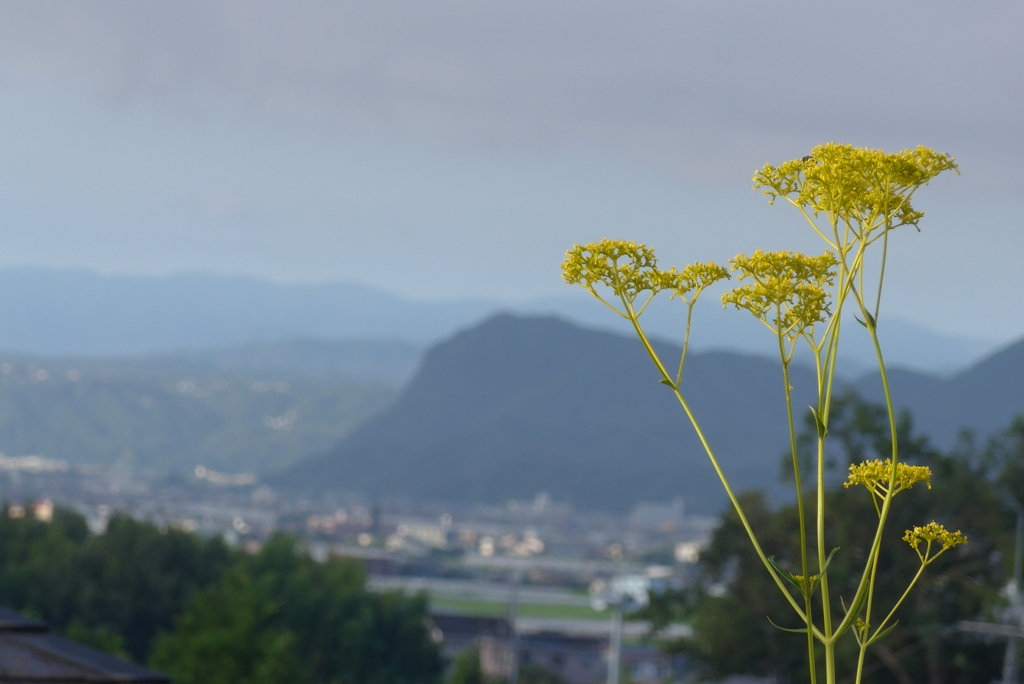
[767,556,799,587]
[809,406,828,439]
[868,621,900,645]
[659,379,676,388]
[766,615,808,634]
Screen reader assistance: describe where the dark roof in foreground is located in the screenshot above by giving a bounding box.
[0,606,170,683]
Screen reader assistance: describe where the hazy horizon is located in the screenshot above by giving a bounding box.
[0,2,1020,339]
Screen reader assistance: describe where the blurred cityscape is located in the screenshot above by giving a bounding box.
[2,456,710,683]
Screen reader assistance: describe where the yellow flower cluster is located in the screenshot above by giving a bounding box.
[561,239,729,313]
[561,240,660,303]
[721,250,837,340]
[654,262,731,303]
[903,521,967,563]
[753,144,958,238]
[844,459,932,499]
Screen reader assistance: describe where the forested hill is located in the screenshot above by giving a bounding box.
[854,333,1024,446]
[277,313,1024,514]
[275,314,820,513]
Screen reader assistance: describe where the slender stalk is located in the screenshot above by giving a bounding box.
[874,561,927,640]
[668,382,816,627]
[622,301,818,629]
[780,332,816,683]
[854,562,927,684]
[676,303,695,386]
[831,307,901,641]
[874,224,890,322]
[817,433,833,638]
[853,530,886,683]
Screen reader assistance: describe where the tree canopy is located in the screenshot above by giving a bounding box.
[0,510,443,683]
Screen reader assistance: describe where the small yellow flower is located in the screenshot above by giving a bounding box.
[722,250,837,340]
[562,239,728,315]
[792,573,819,593]
[844,459,931,499]
[903,521,967,563]
[653,261,731,304]
[753,144,958,241]
[562,239,658,299]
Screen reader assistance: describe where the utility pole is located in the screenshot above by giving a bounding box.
[607,601,623,684]
[507,567,523,684]
[590,574,649,684]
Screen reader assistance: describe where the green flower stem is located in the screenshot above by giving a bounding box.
[668,380,818,632]
[815,232,874,684]
[853,522,887,684]
[831,308,901,645]
[789,200,839,251]
[622,300,819,632]
[811,220,858,655]
[817,434,835,682]
[779,334,816,684]
[675,303,695,386]
[807,233,893,684]
[854,560,927,684]
[852,202,897,684]
[873,561,926,643]
[873,180,893,320]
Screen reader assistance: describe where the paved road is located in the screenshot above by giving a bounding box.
[368,575,592,607]
[516,617,691,639]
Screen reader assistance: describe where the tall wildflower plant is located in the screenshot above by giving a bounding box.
[562,144,963,684]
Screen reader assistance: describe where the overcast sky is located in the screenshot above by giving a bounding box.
[0,1,1021,339]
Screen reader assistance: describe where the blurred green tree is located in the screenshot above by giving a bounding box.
[148,566,304,684]
[0,510,232,661]
[152,535,444,684]
[643,393,1011,684]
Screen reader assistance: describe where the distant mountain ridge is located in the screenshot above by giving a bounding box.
[527,295,1000,379]
[854,336,1024,447]
[277,314,1024,514]
[0,266,1000,378]
[0,266,494,356]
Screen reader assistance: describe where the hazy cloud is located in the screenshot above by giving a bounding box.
[0,1,1020,185]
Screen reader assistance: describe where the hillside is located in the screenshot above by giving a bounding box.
[0,346,399,475]
[276,314,821,513]
[277,314,1024,513]
[1,311,1020,505]
[54,337,424,387]
[855,335,1024,447]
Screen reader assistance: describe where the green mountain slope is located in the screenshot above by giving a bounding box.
[276,314,821,513]
[0,355,397,475]
[277,314,1024,513]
